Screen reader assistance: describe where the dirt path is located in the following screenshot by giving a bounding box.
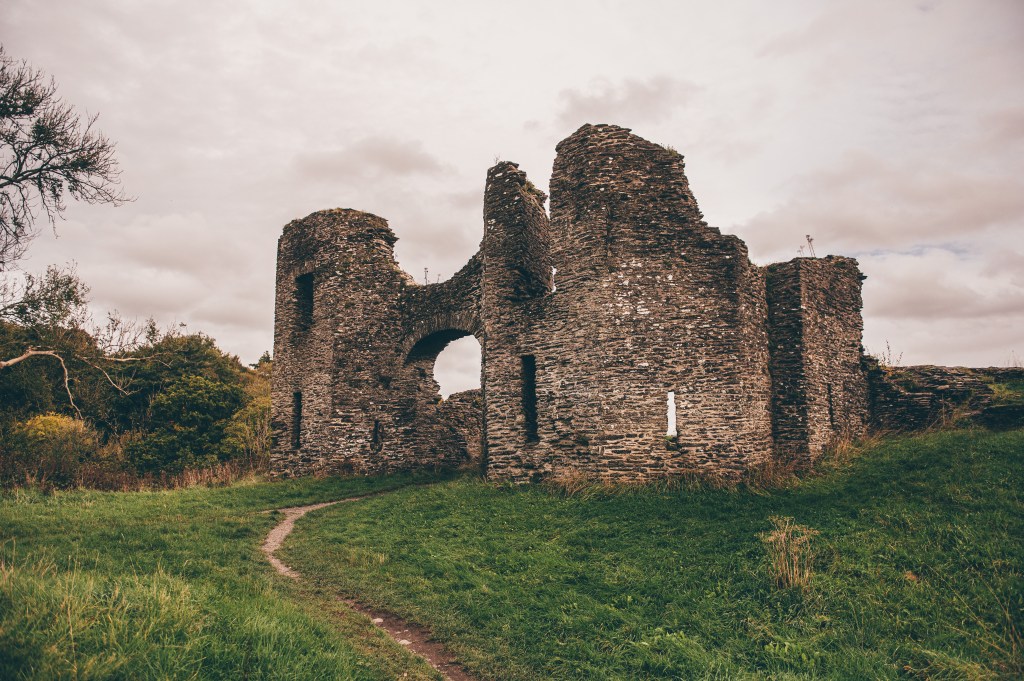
[261,496,478,681]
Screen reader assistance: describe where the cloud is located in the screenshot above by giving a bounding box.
[293,137,449,181]
[862,247,1024,321]
[733,148,1024,263]
[5,0,1023,370]
[975,107,1024,155]
[555,76,699,129]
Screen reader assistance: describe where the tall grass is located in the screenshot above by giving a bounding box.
[760,515,819,589]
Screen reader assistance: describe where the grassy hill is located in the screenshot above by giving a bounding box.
[2,429,1021,679]
[281,429,1023,680]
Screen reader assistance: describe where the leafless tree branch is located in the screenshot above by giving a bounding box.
[0,347,82,417]
[0,45,130,269]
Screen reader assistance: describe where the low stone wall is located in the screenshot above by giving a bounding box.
[867,362,1024,432]
[436,389,484,464]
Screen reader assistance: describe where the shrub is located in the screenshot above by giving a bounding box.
[1,413,100,488]
[222,358,271,469]
[760,515,820,590]
[126,375,244,474]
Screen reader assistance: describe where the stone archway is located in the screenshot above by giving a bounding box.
[401,326,484,469]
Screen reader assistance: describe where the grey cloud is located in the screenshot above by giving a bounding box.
[865,314,1023,368]
[6,0,1023,371]
[976,107,1024,152]
[556,77,699,129]
[862,248,1024,321]
[392,210,480,283]
[293,138,449,181]
[445,189,482,212]
[734,150,1024,263]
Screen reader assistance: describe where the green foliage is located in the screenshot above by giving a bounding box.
[1,281,270,485]
[223,359,271,467]
[98,332,247,435]
[1,265,89,331]
[0,473,447,680]
[1,413,99,488]
[0,323,60,425]
[282,429,1024,680]
[126,374,245,474]
[988,379,1024,406]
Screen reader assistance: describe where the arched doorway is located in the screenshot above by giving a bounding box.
[403,328,484,467]
[434,335,482,398]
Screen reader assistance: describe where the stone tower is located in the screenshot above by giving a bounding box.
[270,124,869,480]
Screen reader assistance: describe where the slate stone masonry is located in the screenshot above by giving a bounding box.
[271,124,871,480]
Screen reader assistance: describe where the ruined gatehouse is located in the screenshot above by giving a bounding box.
[270,124,869,481]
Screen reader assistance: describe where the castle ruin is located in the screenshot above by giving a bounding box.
[270,124,869,481]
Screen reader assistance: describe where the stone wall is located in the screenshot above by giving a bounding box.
[867,364,1024,432]
[437,389,484,463]
[271,124,872,481]
[271,209,479,477]
[767,257,868,466]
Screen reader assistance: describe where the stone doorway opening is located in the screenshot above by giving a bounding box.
[434,335,482,399]
[404,330,484,468]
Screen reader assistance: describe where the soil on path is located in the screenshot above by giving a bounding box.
[261,496,479,681]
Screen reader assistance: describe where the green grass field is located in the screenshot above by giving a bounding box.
[0,473,448,680]
[281,430,1024,680]
[2,429,1021,679]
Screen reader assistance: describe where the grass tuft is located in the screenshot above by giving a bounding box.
[760,515,820,590]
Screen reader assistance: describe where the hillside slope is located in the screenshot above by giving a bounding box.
[283,430,1024,680]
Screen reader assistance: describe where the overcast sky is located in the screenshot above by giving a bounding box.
[4,0,1023,395]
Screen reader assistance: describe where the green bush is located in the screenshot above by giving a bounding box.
[222,356,271,468]
[1,413,100,488]
[126,375,245,474]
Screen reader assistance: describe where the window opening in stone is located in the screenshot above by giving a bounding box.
[292,391,302,449]
[827,383,836,430]
[370,419,383,452]
[522,355,539,442]
[433,335,482,399]
[666,391,677,437]
[295,272,314,332]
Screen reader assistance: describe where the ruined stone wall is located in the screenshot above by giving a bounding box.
[271,123,872,482]
[478,162,552,478]
[436,389,484,463]
[766,257,868,465]
[481,124,776,481]
[545,126,775,480]
[271,210,387,474]
[271,209,479,477]
[867,364,1024,432]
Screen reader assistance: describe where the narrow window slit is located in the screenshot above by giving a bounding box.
[827,383,836,430]
[292,391,303,449]
[295,272,314,332]
[370,419,383,452]
[666,391,677,437]
[522,355,538,442]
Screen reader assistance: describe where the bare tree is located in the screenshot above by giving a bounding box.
[0,45,128,268]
